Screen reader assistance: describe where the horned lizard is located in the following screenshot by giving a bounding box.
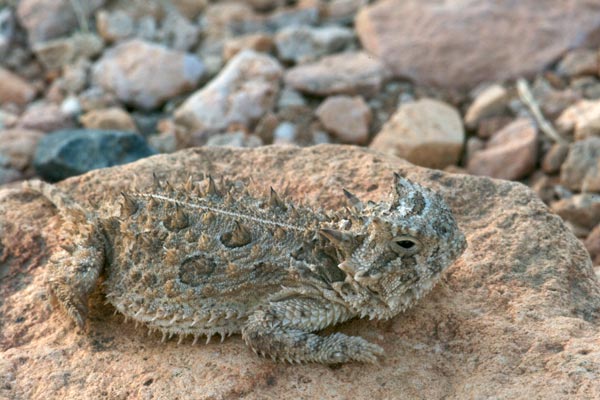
[23,173,466,364]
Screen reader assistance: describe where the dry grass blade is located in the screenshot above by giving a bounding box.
[516,78,569,145]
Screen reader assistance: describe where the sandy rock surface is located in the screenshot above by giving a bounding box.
[1,145,599,399]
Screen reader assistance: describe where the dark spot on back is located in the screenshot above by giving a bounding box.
[179,254,217,286]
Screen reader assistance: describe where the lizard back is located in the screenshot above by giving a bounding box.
[102,176,342,341]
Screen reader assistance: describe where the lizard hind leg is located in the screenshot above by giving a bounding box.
[242,297,384,364]
[23,180,105,329]
[46,240,105,329]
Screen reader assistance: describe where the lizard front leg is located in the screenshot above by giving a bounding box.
[46,229,105,329]
[242,296,383,364]
[23,180,105,329]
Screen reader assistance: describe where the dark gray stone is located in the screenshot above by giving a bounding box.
[34,129,156,181]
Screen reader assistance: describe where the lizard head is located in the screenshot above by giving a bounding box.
[321,173,467,319]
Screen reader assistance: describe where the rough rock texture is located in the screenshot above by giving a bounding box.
[284,51,387,97]
[1,145,599,399]
[92,39,205,110]
[466,118,538,181]
[355,0,600,88]
[174,50,283,141]
[369,99,464,169]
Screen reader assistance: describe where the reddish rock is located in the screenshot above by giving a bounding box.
[355,0,600,89]
[467,118,538,180]
[465,136,485,163]
[584,224,600,265]
[476,116,513,139]
[369,99,465,169]
[17,102,74,132]
[92,39,205,110]
[551,194,600,237]
[542,143,569,175]
[79,108,137,132]
[0,128,43,172]
[0,67,36,106]
[315,95,371,144]
[284,51,387,97]
[557,48,599,78]
[560,137,600,192]
[582,162,600,193]
[1,145,599,398]
[531,172,561,205]
[223,33,274,61]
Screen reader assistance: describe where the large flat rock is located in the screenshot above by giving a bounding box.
[1,145,599,399]
[355,0,600,89]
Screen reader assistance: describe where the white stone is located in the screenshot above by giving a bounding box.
[174,50,283,133]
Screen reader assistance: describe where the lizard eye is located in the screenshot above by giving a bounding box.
[389,236,421,255]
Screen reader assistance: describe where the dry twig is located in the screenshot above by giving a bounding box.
[516,78,568,145]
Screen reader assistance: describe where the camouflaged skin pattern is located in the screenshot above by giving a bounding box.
[23,173,466,364]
